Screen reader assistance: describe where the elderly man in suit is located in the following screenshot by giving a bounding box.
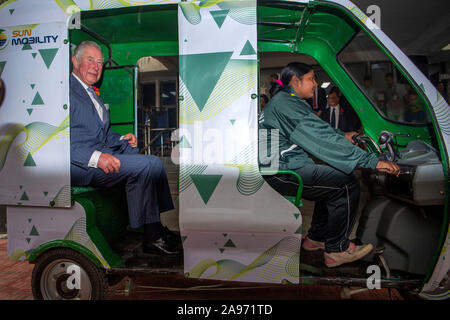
[70,40,180,256]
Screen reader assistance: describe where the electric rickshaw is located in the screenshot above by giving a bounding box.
[0,0,448,300]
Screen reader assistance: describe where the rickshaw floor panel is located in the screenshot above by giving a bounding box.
[299,247,423,289]
[109,231,184,273]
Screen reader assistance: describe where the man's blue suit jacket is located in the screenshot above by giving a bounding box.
[70,74,137,186]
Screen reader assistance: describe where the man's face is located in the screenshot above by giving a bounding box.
[328,92,339,107]
[72,45,103,86]
[291,70,317,99]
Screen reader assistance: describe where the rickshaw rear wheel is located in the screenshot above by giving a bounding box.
[31,247,108,300]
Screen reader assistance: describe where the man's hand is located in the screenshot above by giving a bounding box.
[344,131,358,145]
[122,133,137,148]
[376,160,401,177]
[97,153,121,174]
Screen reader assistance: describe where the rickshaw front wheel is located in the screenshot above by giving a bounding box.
[31,248,108,300]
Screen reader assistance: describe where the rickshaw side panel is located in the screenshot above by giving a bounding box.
[0,21,70,207]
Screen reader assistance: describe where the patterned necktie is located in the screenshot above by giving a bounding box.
[330,107,336,128]
[87,87,108,123]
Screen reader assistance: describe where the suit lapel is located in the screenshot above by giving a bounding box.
[70,74,106,128]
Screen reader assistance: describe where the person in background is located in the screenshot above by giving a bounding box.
[306,75,327,117]
[260,93,269,112]
[437,81,448,102]
[321,90,360,133]
[363,76,377,102]
[328,86,361,132]
[384,72,407,122]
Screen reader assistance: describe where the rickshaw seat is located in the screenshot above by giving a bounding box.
[70,185,129,244]
[71,186,97,195]
[260,169,303,208]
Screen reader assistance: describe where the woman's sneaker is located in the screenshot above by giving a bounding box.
[302,236,325,251]
[324,242,373,267]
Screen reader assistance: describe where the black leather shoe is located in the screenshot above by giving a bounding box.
[162,226,182,244]
[142,237,182,256]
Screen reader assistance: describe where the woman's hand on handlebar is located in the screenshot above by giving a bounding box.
[345,131,359,145]
[376,160,401,177]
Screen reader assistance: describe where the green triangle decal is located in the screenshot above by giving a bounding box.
[30,84,35,89]
[24,153,36,166]
[38,48,58,69]
[43,191,48,197]
[210,9,229,28]
[29,225,39,236]
[20,192,29,201]
[27,108,33,115]
[293,213,300,220]
[22,43,32,51]
[26,238,31,243]
[224,239,236,248]
[0,61,5,77]
[32,92,44,105]
[219,248,225,253]
[180,52,233,112]
[9,9,14,15]
[28,219,32,223]
[223,233,227,237]
[181,236,187,243]
[240,40,256,56]
[295,224,302,234]
[190,174,222,205]
[230,119,235,125]
[31,52,37,59]
[179,135,192,148]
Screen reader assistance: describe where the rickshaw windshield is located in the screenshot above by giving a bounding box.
[338,31,431,126]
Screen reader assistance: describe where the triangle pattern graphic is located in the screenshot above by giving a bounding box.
[240,40,256,56]
[230,119,236,125]
[31,52,37,59]
[295,224,302,234]
[32,92,44,105]
[20,192,29,201]
[30,84,35,89]
[179,135,192,148]
[39,48,58,69]
[9,9,14,15]
[224,239,236,248]
[22,43,32,50]
[24,153,36,166]
[219,248,225,253]
[0,61,5,77]
[29,225,39,236]
[190,174,222,205]
[210,9,229,28]
[43,191,48,197]
[26,238,31,243]
[27,108,33,115]
[180,52,233,112]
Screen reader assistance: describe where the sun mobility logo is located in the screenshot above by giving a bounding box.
[0,29,8,49]
[11,29,58,46]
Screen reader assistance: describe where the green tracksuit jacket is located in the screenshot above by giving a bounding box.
[259,86,379,174]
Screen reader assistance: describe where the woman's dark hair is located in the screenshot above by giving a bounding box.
[269,82,283,98]
[280,62,313,87]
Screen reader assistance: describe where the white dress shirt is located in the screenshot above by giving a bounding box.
[328,104,340,129]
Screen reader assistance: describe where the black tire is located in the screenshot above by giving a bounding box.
[31,247,108,300]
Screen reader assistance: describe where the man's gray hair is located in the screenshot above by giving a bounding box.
[73,40,103,61]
